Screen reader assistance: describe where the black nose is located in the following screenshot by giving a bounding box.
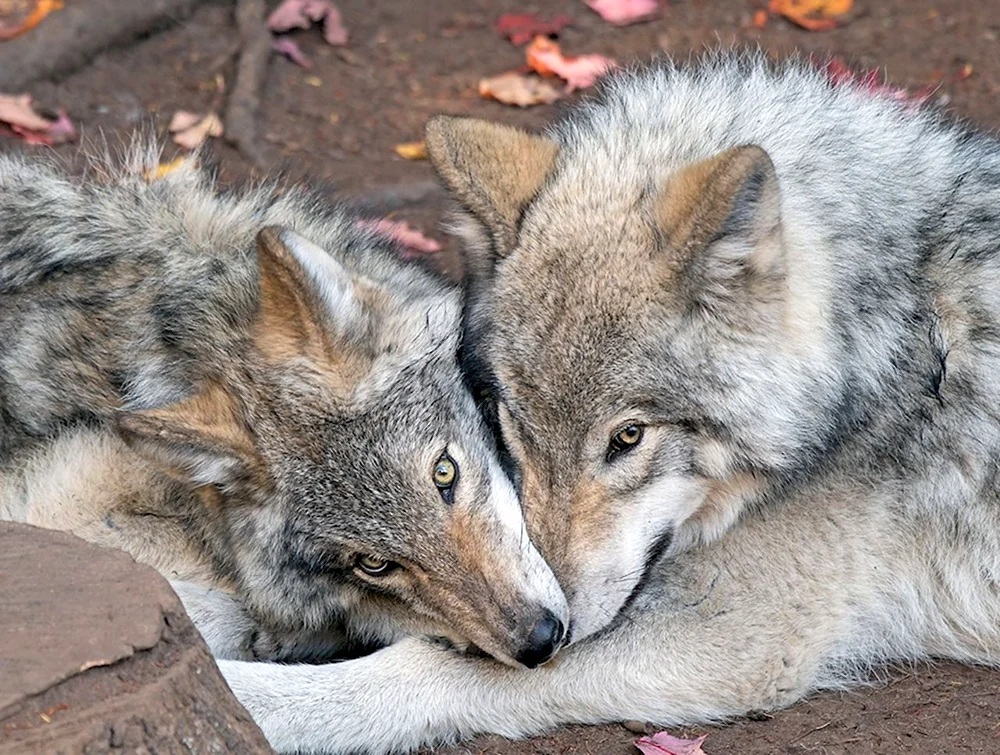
[515,610,566,668]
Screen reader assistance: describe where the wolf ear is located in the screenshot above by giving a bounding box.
[116,383,260,488]
[657,145,785,317]
[253,226,363,363]
[425,116,558,265]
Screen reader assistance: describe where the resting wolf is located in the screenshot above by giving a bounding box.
[218,52,1000,753]
[0,145,567,668]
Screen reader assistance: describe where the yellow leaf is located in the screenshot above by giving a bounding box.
[394,141,428,160]
[145,157,188,181]
[769,0,853,31]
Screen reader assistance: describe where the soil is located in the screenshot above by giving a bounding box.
[3,0,1000,753]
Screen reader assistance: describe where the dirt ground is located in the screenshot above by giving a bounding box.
[4,0,1000,753]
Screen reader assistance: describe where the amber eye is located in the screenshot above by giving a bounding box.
[356,554,393,576]
[432,453,459,504]
[607,423,645,461]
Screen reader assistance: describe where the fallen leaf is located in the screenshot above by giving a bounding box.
[0,0,63,41]
[821,57,929,105]
[145,156,189,181]
[526,36,615,91]
[769,0,853,31]
[394,141,428,160]
[479,71,564,106]
[168,111,223,150]
[0,92,51,132]
[0,93,76,145]
[752,8,769,28]
[319,5,347,45]
[273,36,313,68]
[634,732,709,755]
[168,110,202,133]
[267,0,347,46]
[357,219,442,258]
[585,0,660,26]
[495,12,573,45]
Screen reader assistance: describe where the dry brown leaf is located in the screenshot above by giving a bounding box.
[479,72,563,107]
[169,111,223,150]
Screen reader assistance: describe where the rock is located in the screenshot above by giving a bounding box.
[622,720,652,734]
[0,521,272,754]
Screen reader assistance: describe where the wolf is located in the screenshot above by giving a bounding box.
[217,51,1000,753]
[0,143,568,669]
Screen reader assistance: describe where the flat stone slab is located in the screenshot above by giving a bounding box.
[0,521,272,754]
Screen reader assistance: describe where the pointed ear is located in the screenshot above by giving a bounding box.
[115,383,261,488]
[425,116,558,262]
[254,226,363,364]
[657,145,785,316]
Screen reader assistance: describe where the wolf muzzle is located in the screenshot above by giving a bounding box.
[514,607,567,668]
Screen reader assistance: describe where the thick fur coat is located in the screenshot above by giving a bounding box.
[218,51,1000,753]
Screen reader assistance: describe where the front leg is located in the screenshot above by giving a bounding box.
[171,580,354,663]
[170,580,261,660]
[217,600,824,755]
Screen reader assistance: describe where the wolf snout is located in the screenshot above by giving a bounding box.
[514,608,567,668]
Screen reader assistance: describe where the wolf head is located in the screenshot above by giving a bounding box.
[115,225,567,668]
[426,68,848,641]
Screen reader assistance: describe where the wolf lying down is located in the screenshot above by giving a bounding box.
[215,52,1000,753]
[0,146,566,669]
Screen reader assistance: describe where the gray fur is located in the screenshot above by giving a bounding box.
[0,142,566,667]
[217,51,1000,752]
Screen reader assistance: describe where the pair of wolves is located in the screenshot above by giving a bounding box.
[6,49,1000,754]
[0,143,566,671]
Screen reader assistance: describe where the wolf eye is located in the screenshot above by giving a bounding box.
[432,453,459,504]
[356,554,394,576]
[607,423,645,462]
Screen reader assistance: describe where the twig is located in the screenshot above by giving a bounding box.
[225,0,271,169]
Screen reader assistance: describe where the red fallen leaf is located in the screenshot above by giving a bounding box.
[635,731,709,755]
[495,13,573,45]
[0,0,63,41]
[0,93,76,145]
[953,63,973,82]
[267,0,347,46]
[585,0,661,26]
[821,57,930,105]
[273,36,313,68]
[526,36,615,92]
[357,219,443,258]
